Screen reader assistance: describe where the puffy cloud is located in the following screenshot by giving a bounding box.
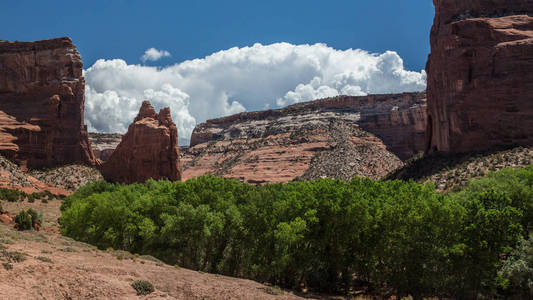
[141,48,171,62]
[84,43,426,145]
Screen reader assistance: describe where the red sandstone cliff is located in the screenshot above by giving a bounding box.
[426,0,533,154]
[182,92,426,183]
[101,101,182,184]
[0,37,96,169]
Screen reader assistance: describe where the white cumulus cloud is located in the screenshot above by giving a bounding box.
[141,48,171,62]
[84,42,426,145]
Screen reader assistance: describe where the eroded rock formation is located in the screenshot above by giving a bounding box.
[101,101,181,184]
[182,92,426,183]
[426,0,533,154]
[0,37,96,169]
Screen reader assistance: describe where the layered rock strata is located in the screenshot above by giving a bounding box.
[88,133,122,162]
[0,37,96,169]
[182,92,426,183]
[101,101,182,184]
[426,0,533,154]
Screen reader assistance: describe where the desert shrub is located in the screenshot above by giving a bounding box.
[0,188,22,202]
[1,250,27,263]
[131,280,154,295]
[59,247,77,253]
[0,201,3,213]
[27,193,41,203]
[2,263,12,270]
[60,168,533,298]
[26,208,42,227]
[14,210,32,230]
[35,256,53,263]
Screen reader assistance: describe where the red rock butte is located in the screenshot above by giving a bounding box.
[0,37,96,169]
[101,101,182,184]
[426,0,533,154]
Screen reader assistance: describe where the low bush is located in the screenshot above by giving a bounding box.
[26,208,42,227]
[14,210,32,230]
[0,188,22,202]
[131,280,154,295]
[35,256,53,263]
[1,250,27,263]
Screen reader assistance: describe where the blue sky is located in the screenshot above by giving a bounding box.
[2,1,435,143]
[2,0,434,70]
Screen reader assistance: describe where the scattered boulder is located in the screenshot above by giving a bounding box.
[0,37,96,169]
[425,0,533,154]
[101,101,182,184]
[0,213,15,226]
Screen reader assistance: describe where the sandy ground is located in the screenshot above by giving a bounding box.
[0,199,309,300]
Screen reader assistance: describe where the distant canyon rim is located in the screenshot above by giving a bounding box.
[0,0,531,187]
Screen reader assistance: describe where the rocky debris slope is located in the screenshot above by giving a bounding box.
[29,164,103,191]
[386,145,533,192]
[183,93,424,183]
[299,122,402,181]
[101,101,182,184]
[0,156,69,195]
[88,133,122,162]
[0,37,96,169]
[426,0,533,154]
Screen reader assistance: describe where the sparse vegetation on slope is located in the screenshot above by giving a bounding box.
[29,164,103,191]
[385,146,533,191]
[299,122,403,181]
[0,154,76,195]
[0,156,35,188]
[60,167,533,298]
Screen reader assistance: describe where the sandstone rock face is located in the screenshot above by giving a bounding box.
[0,37,96,169]
[88,133,123,162]
[426,0,533,154]
[183,92,426,183]
[101,101,182,184]
[0,213,15,226]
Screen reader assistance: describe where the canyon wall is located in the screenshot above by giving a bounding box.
[426,0,533,154]
[0,37,96,169]
[101,101,182,184]
[88,133,122,162]
[183,92,426,183]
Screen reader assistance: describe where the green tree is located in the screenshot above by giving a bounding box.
[499,234,533,298]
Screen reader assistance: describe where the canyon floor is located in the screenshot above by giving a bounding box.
[0,200,316,300]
